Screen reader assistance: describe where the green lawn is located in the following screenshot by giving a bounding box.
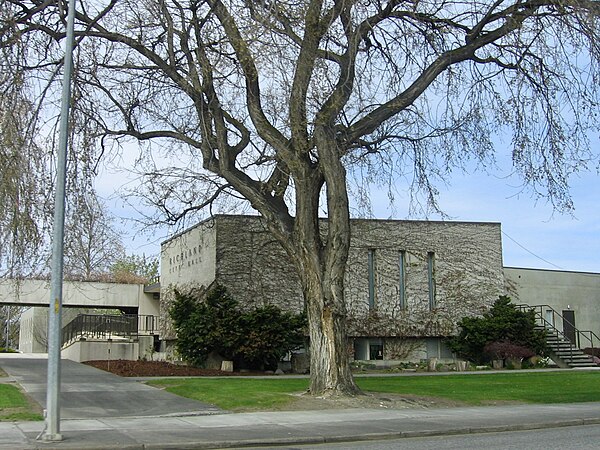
[150,377,309,411]
[0,384,43,421]
[148,370,600,411]
[357,371,600,404]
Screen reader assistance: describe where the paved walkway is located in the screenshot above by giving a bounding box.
[0,354,219,419]
[2,354,600,449]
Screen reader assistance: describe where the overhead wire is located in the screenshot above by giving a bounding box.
[502,230,565,270]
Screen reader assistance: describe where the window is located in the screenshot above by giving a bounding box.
[399,250,406,309]
[426,338,453,359]
[353,338,369,360]
[353,338,384,360]
[368,249,375,309]
[427,251,436,310]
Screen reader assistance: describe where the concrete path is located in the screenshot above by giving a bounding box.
[0,354,219,419]
[2,354,600,449]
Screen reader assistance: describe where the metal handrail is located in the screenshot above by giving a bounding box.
[516,304,599,358]
[61,314,157,347]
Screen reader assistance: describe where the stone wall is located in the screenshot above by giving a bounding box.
[215,216,304,313]
[162,216,505,340]
[345,220,504,337]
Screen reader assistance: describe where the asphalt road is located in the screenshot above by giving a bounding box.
[243,424,600,449]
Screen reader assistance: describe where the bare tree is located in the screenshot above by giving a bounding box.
[2,0,599,395]
[1,305,23,350]
[110,253,159,284]
[64,191,125,280]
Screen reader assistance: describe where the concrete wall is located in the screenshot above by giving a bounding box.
[138,293,160,317]
[504,267,600,337]
[61,335,157,362]
[18,307,47,353]
[62,338,139,362]
[160,220,218,339]
[19,307,85,353]
[161,220,218,286]
[0,279,149,309]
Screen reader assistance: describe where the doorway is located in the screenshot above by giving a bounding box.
[562,310,576,344]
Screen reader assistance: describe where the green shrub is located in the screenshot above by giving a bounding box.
[446,296,547,364]
[170,284,306,370]
[169,285,241,366]
[236,304,307,370]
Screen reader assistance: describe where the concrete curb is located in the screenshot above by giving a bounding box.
[137,418,600,449]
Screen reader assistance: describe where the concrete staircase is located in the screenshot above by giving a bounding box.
[518,304,599,369]
[538,326,598,368]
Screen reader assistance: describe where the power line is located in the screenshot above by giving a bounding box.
[502,231,565,270]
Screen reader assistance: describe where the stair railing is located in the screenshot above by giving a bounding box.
[61,313,158,347]
[517,304,599,361]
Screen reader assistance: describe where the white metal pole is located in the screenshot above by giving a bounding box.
[44,0,76,441]
[5,307,10,349]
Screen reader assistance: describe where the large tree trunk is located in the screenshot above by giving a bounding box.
[301,259,361,395]
[289,131,361,396]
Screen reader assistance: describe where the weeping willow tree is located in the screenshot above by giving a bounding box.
[2,0,599,395]
[0,77,50,278]
[0,50,125,280]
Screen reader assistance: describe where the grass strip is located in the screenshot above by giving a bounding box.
[0,384,44,422]
[148,370,600,411]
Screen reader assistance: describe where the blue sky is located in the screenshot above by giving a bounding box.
[99,147,600,274]
[378,167,600,273]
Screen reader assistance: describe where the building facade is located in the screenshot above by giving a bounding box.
[160,215,505,363]
[12,220,599,365]
[504,267,600,349]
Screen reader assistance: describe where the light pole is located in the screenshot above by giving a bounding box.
[44,0,76,441]
[4,307,9,349]
[5,307,10,349]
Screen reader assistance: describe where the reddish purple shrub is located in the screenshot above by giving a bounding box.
[483,341,535,361]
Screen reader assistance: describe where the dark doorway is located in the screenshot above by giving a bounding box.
[369,343,383,360]
[562,310,576,344]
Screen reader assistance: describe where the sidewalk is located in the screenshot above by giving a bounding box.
[2,402,600,449]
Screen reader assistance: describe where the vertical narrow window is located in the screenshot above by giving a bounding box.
[368,249,375,309]
[399,250,406,310]
[427,251,436,310]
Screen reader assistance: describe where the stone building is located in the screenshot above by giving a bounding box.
[160,215,505,364]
